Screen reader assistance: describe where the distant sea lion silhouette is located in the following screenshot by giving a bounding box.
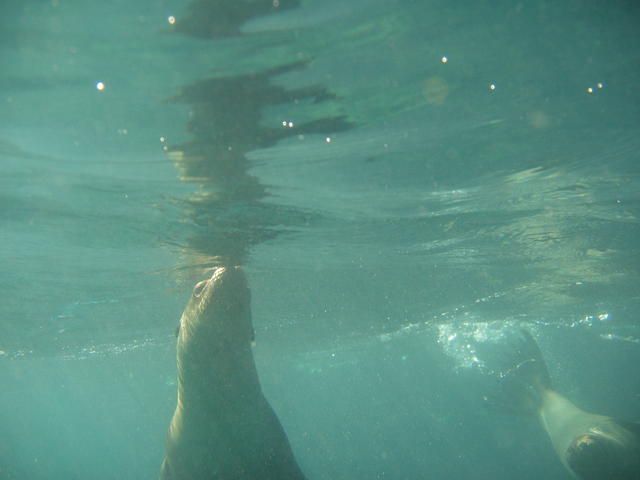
[491,330,640,479]
[160,266,308,480]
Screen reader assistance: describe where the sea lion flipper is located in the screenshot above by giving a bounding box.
[484,330,552,415]
[513,329,552,390]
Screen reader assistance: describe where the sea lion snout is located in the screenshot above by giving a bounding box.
[193,266,245,297]
[191,267,227,297]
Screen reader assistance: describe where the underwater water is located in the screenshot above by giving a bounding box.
[1,0,639,478]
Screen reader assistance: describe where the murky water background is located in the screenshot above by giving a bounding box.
[1,1,639,478]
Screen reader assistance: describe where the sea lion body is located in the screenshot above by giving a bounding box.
[160,267,307,480]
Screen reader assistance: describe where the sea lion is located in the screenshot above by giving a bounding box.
[490,330,640,479]
[160,266,308,480]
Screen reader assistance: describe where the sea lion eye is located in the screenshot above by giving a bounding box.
[193,280,208,297]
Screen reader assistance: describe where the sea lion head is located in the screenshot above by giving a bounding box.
[565,422,640,479]
[176,266,256,393]
[174,266,258,409]
[178,266,254,347]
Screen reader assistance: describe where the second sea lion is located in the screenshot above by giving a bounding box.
[491,330,640,479]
